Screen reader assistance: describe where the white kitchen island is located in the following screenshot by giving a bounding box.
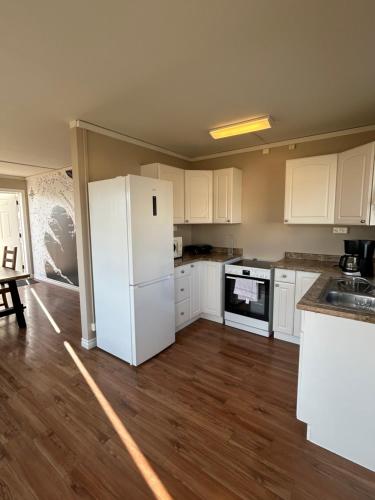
[297,310,375,472]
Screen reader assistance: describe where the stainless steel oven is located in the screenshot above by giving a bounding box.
[224,260,273,337]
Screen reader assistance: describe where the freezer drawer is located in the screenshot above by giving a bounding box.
[131,275,175,365]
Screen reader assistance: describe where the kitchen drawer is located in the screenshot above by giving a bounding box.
[175,275,190,303]
[175,298,190,327]
[174,265,191,278]
[275,268,296,284]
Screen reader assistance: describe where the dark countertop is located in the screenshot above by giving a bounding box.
[174,252,241,268]
[273,257,375,324]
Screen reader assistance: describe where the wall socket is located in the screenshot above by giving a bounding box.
[333,227,348,234]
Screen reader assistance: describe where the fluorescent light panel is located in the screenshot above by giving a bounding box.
[209,116,271,139]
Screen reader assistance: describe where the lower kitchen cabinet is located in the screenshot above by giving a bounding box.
[174,260,224,331]
[273,269,319,344]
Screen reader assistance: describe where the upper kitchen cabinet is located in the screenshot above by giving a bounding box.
[284,154,337,224]
[213,167,242,223]
[184,170,213,223]
[335,142,375,226]
[141,163,185,224]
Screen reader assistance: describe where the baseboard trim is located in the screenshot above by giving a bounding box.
[81,337,97,350]
[274,331,300,345]
[200,313,223,324]
[35,275,79,291]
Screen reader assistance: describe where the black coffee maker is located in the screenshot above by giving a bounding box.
[339,240,375,277]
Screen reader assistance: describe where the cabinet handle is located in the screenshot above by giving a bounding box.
[282,274,287,278]
[226,219,230,223]
[180,288,184,292]
[284,219,288,223]
[185,219,189,223]
[180,312,184,316]
[361,219,366,224]
[190,264,194,268]
[275,284,279,287]
[181,270,185,274]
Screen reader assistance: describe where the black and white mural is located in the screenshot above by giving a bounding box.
[28,168,79,287]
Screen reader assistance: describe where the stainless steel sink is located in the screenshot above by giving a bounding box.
[320,277,375,313]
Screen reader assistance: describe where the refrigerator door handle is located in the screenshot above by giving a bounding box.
[136,275,172,288]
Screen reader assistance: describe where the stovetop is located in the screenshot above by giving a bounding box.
[232,259,273,270]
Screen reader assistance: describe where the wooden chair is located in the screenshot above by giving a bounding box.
[0,246,18,309]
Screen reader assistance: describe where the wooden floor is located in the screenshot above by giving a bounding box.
[0,282,374,499]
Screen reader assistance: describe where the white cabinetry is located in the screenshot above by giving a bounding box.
[184,170,213,223]
[190,262,201,318]
[335,142,375,226]
[284,154,337,224]
[294,272,319,337]
[273,269,319,344]
[213,167,242,223]
[201,261,224,322]
[174,260,224,331]
[273,281,295,337]
[141,163,185,224]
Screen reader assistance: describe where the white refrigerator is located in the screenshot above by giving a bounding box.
[88,175,175,365]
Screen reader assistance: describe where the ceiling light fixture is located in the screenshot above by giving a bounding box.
[209,116,272,140]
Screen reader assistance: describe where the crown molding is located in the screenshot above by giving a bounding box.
[70,120,190,161]
[70,120,375,163]
[191,124,375,161]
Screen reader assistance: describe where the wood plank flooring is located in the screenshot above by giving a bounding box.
[0,281,374,499]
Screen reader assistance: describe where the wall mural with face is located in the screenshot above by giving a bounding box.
[27,168,79,287]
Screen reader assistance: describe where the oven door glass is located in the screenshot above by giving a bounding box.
[225,274,269,321]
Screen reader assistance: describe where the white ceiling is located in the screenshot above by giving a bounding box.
[1,0,375,172]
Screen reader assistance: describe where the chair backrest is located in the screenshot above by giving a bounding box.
[2,246,17,270]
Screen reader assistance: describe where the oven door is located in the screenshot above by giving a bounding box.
[225,274,269,321]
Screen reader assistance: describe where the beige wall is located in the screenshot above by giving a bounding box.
[191,130,375,259]
[71,128,189,342]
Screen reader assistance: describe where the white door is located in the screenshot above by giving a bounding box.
[131,275,175,366]
[185,170,213,223]
[189,262,201,318]
[201,262,223,317]
[294,272,319,337]
[0,193,24,270]
[214,168,232,223]
[335,142,375,225]
[127,175,174,285]
[284,155,337,224]
[273,282,295,335]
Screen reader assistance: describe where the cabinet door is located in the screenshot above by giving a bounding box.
[335,142,375,225]
[201,262,223,317]
[214,168,242,223]
[285,155,337,224]
[294,272,319,337]
[273,282,295,335]
[159,165,185,224]
[185,170,213,223]
[214,168,232,223]
[189,262,201,318]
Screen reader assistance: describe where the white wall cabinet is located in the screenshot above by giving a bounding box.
[335,142,375,226]
[284,154,337,224]
[174,260,224,331]
[273,269,319,344]
[213,167,242,223]
[141,163,185,224]
[184,170,213,224]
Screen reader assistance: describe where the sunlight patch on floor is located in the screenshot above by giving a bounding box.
[64,341,172,500]
[30,288,61,333]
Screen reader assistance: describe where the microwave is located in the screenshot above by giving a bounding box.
[174,237,183,258]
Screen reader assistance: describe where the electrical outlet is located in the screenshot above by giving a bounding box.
[333,227,348,234]
[90,322,96,332]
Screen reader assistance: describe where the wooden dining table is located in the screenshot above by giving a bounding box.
[0,268,30,328]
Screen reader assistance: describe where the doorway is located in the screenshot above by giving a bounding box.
[0,191,30,273]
